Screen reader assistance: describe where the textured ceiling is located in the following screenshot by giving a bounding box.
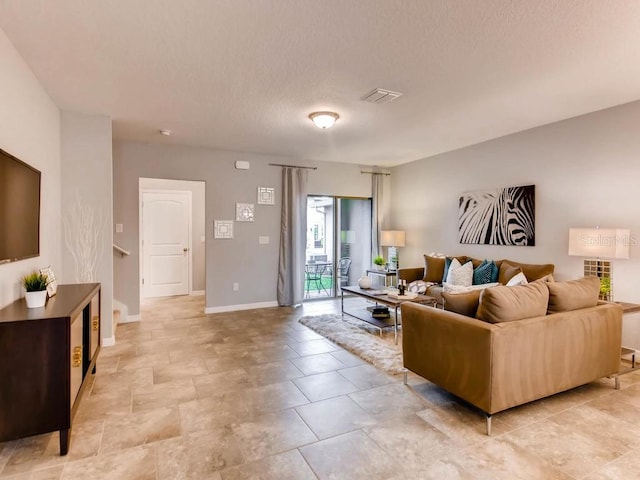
[1,1,640,166]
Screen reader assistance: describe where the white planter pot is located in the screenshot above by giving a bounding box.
[25,290,47,308]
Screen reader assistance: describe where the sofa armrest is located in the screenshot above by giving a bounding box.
[397,267,424,283]
[401,302,495,413]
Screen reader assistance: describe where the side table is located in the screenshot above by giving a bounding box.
[366,269,397,287]
[613,302,640,389]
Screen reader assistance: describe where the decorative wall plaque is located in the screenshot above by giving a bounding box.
[214,220,234,239]
[236,203,255,222]
[257,187,275,205]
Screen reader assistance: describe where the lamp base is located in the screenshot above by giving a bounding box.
[584,258,612,302]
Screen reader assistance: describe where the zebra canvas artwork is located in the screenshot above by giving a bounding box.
[458,185,535,246]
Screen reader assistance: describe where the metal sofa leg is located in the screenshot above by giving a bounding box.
[615,375,620,390]
[403,369,408,385]
[486,414,492,436]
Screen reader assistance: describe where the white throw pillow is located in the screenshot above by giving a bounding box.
[446,259,473,287]
[506,271,529,287]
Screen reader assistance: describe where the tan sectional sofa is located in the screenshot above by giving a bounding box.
[401,276,623,434]
[398,256,555,307]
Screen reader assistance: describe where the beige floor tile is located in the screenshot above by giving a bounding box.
[231,409,317,462]
[504,419,625,478]
[330,349,366,367]
[288,339,341,356]
[193,368,252,398]
[65,419,104,461]
[73,387,133,424]
[349,383,426,418]
[0,434,65,478]
[454,437,574,480]
[117,352,170,372]
[295,395,378,440]
[178,395,250,434]
[220,449,316,480]
[583,449,640,480]
[363,414,456,468]
[132,378,197,412]
[90,367,154,396]
[290,352,347,375]
[299,430,400,480]
[241,381,310,415]
[152,358,208,384]
[156,428,244,478]
[244,360,304,386]
[338,364,396,389]
[293,371,359,402]
[60,444,156,480]
[100,406,181,453]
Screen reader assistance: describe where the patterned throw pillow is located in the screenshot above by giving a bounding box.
[489,261,499,283]
[473,260,493,285]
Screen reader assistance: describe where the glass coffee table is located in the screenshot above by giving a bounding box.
[340,285,436,344]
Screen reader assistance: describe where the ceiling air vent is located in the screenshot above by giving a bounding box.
[360,88,403,104]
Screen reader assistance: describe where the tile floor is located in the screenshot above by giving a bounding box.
[1,295,640,479]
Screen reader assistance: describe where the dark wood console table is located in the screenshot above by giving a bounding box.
[0,283,101,455]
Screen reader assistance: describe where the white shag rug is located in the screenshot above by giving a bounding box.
[298,313,403,375]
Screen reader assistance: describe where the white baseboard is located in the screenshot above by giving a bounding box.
[102,336,115,347]
[118,313,141,323]
[205,300,279,314]
[190,290,205,296]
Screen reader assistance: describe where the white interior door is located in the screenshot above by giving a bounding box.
[142,191,191,298]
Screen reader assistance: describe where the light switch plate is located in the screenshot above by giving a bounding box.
[115,224,123,233]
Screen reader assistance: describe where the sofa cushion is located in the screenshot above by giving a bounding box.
[506,271,528,287]
[498,263,522,284]
[446,259,473,286]
[473,260,493,285]
[423,254,446,283]
[499,260,555,282]
[442,256,468,283]
[476,282,549,323]
[547,276,600,313]
[443,290,482,317]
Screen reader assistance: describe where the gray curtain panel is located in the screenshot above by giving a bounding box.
[277,167,309,306]
[371,173,384,262]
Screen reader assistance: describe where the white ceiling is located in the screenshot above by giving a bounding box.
[2,1,640,167]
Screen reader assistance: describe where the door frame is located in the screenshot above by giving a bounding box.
[139,188,193,299]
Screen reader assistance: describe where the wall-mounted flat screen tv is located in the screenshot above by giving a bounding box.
[0,148,41,264]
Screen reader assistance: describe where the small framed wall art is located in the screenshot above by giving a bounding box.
[40,265,58,298]
[236,203,255,222]
[214,220,234,239]
[257,187,275,205]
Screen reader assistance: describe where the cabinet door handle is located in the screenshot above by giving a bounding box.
[92,319,99,330]
[72,346,82,367]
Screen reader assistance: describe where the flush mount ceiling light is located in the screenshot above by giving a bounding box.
[159,129,172,136]
[309,111,339,129]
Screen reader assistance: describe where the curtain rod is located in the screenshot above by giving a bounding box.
[361,171,391,176]
[269,163,317,170]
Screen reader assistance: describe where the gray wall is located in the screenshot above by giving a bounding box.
[61,111,114,341]
[390,100,640,303]
[0,26,61,308]
[138,177,206,293]
[113,140,371,315]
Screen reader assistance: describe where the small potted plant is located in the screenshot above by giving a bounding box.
[373,255,386,271]
[22,271,49,308]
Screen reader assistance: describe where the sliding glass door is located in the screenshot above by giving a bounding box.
[305,196,371,299]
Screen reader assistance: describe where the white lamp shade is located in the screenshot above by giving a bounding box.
[380,230,406,247]
[568,228,630,259]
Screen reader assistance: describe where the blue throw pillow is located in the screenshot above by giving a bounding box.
[489,261,499,283]
[442,257,453,284]
[473,260,493,285]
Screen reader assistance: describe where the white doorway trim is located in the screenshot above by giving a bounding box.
[139,188,193,299]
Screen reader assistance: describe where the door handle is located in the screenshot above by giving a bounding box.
[183,247,188,252]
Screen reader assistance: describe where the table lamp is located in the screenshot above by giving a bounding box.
[380,230,406,271]
[568,227,630,301]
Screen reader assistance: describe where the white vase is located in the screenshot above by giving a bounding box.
[25,290,47,308]
[358,274,372,289]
